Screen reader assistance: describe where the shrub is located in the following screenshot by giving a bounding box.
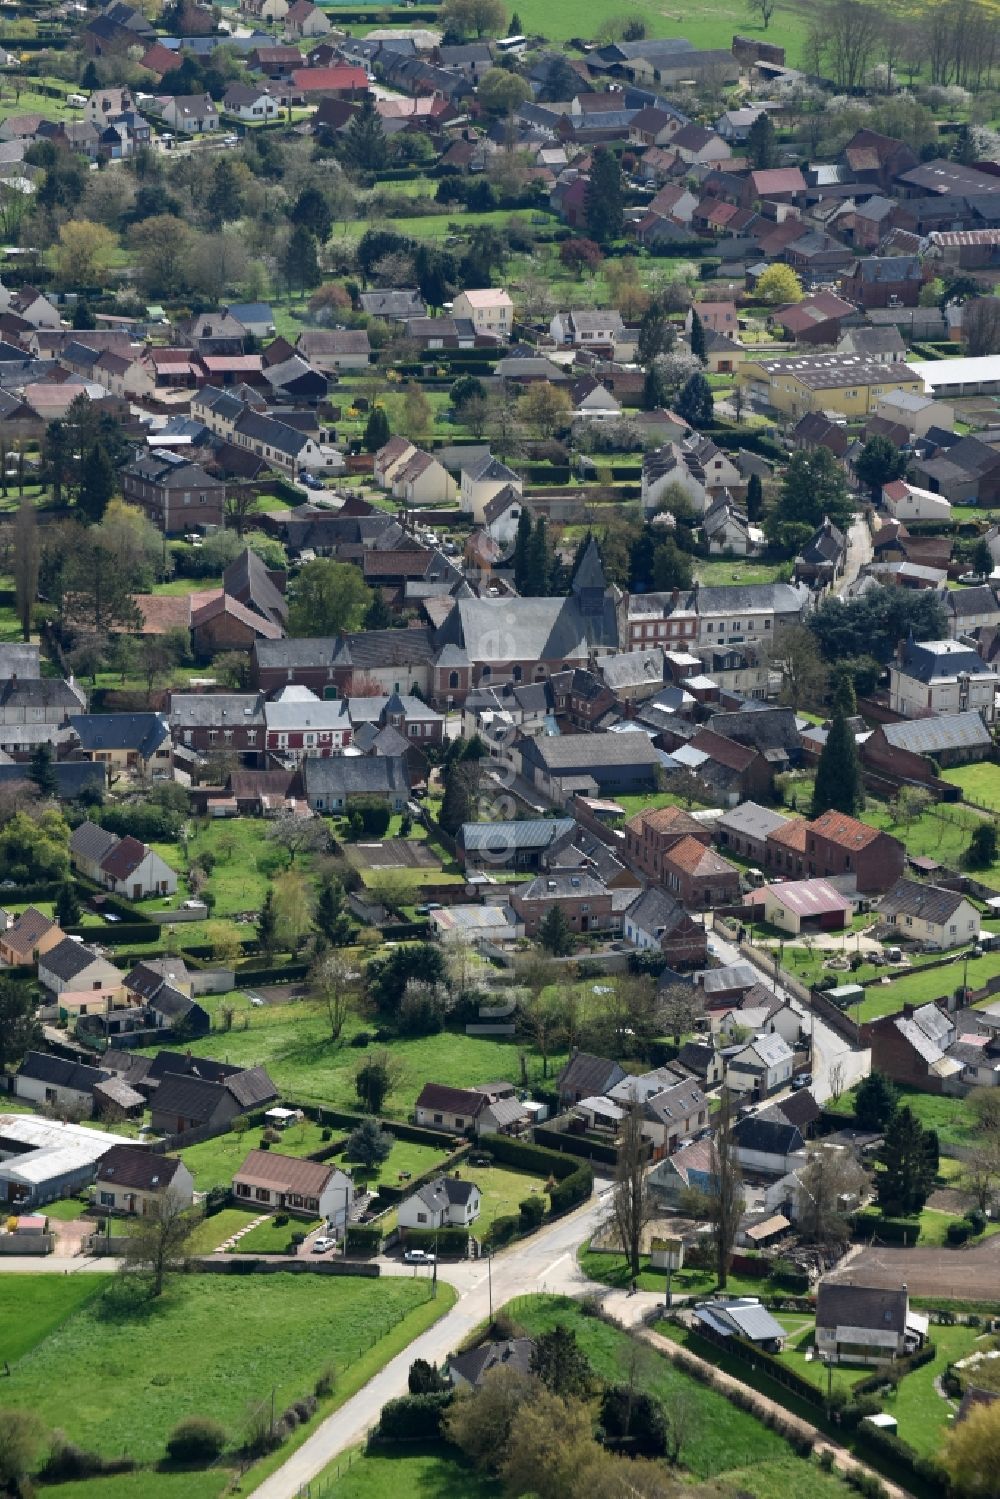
[40,1439,136,1482]
[817,1448,835,1472]
[374,1392,451,1442]
[350,1031,373,1048]
[275,1213,289,1227]
[518,1194,545,1231]
[947,1220,971,1245]
[315,1366,336,1398]
[165,1417,227,1465]
[967,1208,987,1236]
[487,1214,519,1246]
[320,1127,332,1142]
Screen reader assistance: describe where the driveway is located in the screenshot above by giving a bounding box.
[835,514,873,598]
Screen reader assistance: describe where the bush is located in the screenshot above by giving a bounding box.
[346,1223,383,1254]
[519,1194,545,1231]
[967,1208,987,1236]
[315,1365,336,1397]
[487,1213,519,1247]
[165,1417,227,1465]
[350,1031,373,1048]
[853,1211,920,1246]
[39,1439,136,1483]
[947,1220,971,1245]
[374,1392,452,1442]
[403,1226,468,1256]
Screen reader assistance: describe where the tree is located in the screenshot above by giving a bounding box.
[477,68,531,115]
[746,471,764,522]
[518,381,571,438]
[166,1417,227,1464]
[811,696,863,818]
[55,218,116,286]
[960,1141,1000,1215]
[952,121,978,165]
[78,442,116,523]
[530,1326,592,1397]
[796,1146,869,1246]
[559,238,604,277]
[613,1101,648,1277]
[501,1392,595,1499]
[408,1358,448,1394]
[43,420,71,505]
[965,297,1000,358]
[287,559,370,637]
[368,942,446,1015]
[123,1192,197,1296]
[967,821,999,870]
[893,783,932,831]
[854,1070,898,1130]
[600,1383,668,1456]
[28,742,57,798]
[524,514,552,595]
[56,880,81,927]
[512,503,532,592]
[257,886,278,960]
[440,0,508,36]
[676,372,714,428]
[315,876,353,948]
[855,434,907,503]
[585,148,624,245]
[0,1410,44,1496]
[767,446,853,552]
[747,111,778,169]
[659,981,703,1045]
[876,1105,937,1217]
[0,808,70,883]
[291,185,332,243]
[363,405,390,453]
[283,224,320,294]
[943,1399,1000,1497]
[272,869,314,953]
[538,904,573,956]
[974,536,995,579]
[266,810,330,865]
[637,304,675,369]
[0,976,41,1070]
[12,493,36,644]
[444,1367,536,1472]
[688,306,706,363]
[772,623,829,714]
[748,0,776,24]
[343,95,388,173]
[355,1049,400,1114]
[754,263,803,306]
[347,1115,394,1170]
[686,1088,744,1289]
[311,951,358,1041]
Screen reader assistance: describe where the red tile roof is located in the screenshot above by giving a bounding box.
[291,65,368,92]
[689,728,756,772]
[807,809,883,850]
[100,835,149,881]
[625,805,705,837]
[662,835,738,879]
[767,818,808,852]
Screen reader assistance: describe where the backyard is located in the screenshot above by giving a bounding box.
[942,762,1000,812]
[829,1081,977,1149]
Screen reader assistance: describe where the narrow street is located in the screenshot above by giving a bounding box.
[835,513,873,598]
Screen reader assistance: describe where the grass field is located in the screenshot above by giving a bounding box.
[235,1215,323,1252]
[776,1316,870,1396]
[890,1323,982,1456]
[313,1445,500,1497]
[508,0,809,59]
[579,1244,772,1299]
[942,762,1000,812]
[1,1275,106,1365]
[6,1273,439,1467]
[176,1116,338,1191]
[694,559,789,587]
[186,1205,261,1254]
[138,998,563,1114]
[829,1081,976,1149]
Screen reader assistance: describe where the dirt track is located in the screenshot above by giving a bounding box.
[829,1237,1000,1300]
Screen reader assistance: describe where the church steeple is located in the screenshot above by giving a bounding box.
[572,536,607,616]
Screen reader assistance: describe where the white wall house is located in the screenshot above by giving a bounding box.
[397,1174,481,1229]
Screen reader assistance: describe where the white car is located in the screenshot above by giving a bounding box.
[404,1248,435,1265]
[311,1236,336,1254]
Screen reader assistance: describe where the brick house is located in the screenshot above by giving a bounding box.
[765,811,903,893]
[509,871,614,937]
[168,692,267,757]
[863,1003,958,1093]
[861,712,992,787]
[121,450,225,534]
[624,805,711,882]
[659,835,741,909]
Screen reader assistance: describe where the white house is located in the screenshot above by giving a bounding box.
[14,1051,109,1114]
[160,94,220,134]
[221,84,280,120]
[397,1174,482,1229]
[888,637,998,721]
[703,499,764,557]
[881,479,952,524]
[94,1145,194,1217]
[550,309,624,347]
[876,879,980,951]
[451,288,513,339]
[232,1149,354,1231]
[725,1033,794,1098]
[731,1107,807,1177]
[482,485,524,547]
[99,836,178,900]
[38,938,125,999]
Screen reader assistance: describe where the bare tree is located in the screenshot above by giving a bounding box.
[827,1058,846,1104]
[658,982,703,1046]
[311,951,359,1042]
[664,1383,701,1466]
[666,769,707,809]
[266,810,330,863]
[612,1100,649,1279]
[123,1193,198,1296]
[772,623,829,715]
[961,1144,1000,1214]
[704,1089,744,1289]
[796,1145,869,1247]
[13,494,37,644]
[965,298,1000,358]
[225,484,257,537]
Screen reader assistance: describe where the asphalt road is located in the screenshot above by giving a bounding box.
[835,513,873,599]
[247,1185,615,1499]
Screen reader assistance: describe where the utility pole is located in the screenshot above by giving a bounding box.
[487,1245,493,1321]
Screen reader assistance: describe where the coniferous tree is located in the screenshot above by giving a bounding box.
[363,592,393,630]
[439,757,474,835]
[676,372,714,428]
[811,687,863,818]
[854,1070,898,1130]
[78,442,115,523]
[283,225,320,294]
[584,147,623,245]
[747,112,778,170]
[343,95,388,173]
[364,406,390,452]
[876,1106,938,1217]
[56,880,81,927]
[746,471,764,522]
[538,904,573,955]
[524,515,550,595]
[688,307,706,363]
[28,743,57,796]
[513,504,532,592]
[315,875,352,947]
[258,887,278,960]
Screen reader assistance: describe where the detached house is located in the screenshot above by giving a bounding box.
[815,1281,927,1367]
[233,1150,353,1229]
[160,94,220,133]
[95,1146,194,1217]
[413,1082,519,1137]
[451,288,513,339]
[397,1174,482,1230]
[38,939,124,999]
[876,879,980,951]
[0,907,65,968]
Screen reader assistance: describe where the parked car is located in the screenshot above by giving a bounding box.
[403,1248,435,1264]
[311,1236,336,1254]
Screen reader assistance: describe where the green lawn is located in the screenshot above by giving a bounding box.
[862,798,1000,891]
[35,1472,229,1499]
[344,1136,453,1191]
[234,1215,323,1253]
[147,817,291,920]
[4,1273,440,1466]
[1,1276,107,1365]
[41,1197,91,1221]
[776,1316,869,1396]
[176,1116,340,1192]
[185,1205,261,1255]
[579,1244,770,1299]
[512,1295,793,1479]
[890,1323,983,1457]
[510,0,809,58]
[137,1000,564,1116]
[829,1082,976,1149]
[942,762,1000,812]
[312,1445,500,1497]
[694,559,789,587]
[470,1164,548,1234]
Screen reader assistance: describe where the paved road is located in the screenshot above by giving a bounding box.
[0,1254,118,1273]
[835,513,873,599]
[248,1187,614,1499]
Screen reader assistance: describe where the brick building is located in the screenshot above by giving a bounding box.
[659,835,741,909]
[624,805,711,882]
[121,449,225,534]
[765,811,904,894]
[509,871,614,937]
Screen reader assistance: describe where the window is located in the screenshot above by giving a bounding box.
[100,1191,115,1207]
[417,1211,427,1223]
[433,1113,443,1124]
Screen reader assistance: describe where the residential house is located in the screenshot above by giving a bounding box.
[841,255,924,309]
[38,939,123,998]
[69,712,171,779]
[413,1082,514,1136]
[97,834,178,901]
[888,636,998,721]
[233,1150,354,1229]
[14,1052,110,1114]
[295,329,370,371]
[447,1339,535,1389]
[451,289,513,340]
[221,83,280,120]
[550,309,624,347]
[263,688,352,759]
[881,479,953,525]
[866,1002,962,1092]
[519,732,662,801]
[727,1033,795,1099]
[556,1050,627,1108]
[95,1145,194,1216]
[150,1068,273,1135]
[768,809,904,894]
[715,802,790,864]
[648,1135,716,1209]
[0,907,65,969]
[459,452,523,524]
[624,805,711,883]
[283,0,331,37]
[758,878,851,935]
[160,94,220,133]
[509,870,614,937]
[794,516,847,588]
[301,752,408,812]
[815,1281,927,1366]
[875,879,980,951]
[620,887,708,965]
[731,1106,806,1173]
[660,835,741,909]
[397,1174,482,1230]
[671,122,730,165]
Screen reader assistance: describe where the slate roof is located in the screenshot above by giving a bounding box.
[525,733,661,771]
[1,906,58,958]
[880,712,992,756]
[224,1064,277,1108]
[302,755,409,800]
[625,885,691,938]
[715,801,790,843]
[95,1144,185,1192]
[414,1082,487,1116]
[816,1281,908,1334]
[17,1051,109,1093]
[41,938,108,982]
[151,1072,229,1123]
[459,818,574,853]
[731,1110,804,1156]
[557,1051,626,1098]
[877,878,969,926]
[448,1338,535,1387]
[70,712,169,758]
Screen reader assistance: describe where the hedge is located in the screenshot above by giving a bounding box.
[533,1126,623,1168]
[853,1211,920,1246]
[549,1162,593,1215]
[401,1226,469,1256]
[373,1392,452,1443]
[853,1419,944,1497]
[236,962,311,985]
[296,1104,455,1151]
[346,1224,383,1254]
[480,1134,577,1180]
[852,1341,936,1397]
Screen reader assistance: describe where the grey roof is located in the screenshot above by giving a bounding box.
[877,878,969,926]
[625,885,690,938]
[516,870,608,901]
[303,755,409,799]
[70,819,119,865]
[557,1051,627,1098]
[696,1298,786,1344]
[600,648,664,692]
[698,961,758,995]
[168,693,265,729]
[880,711,992,756]
[152,1072,228,1124]
[224,1063,277,1108]
[448,1338,535,1387]
[816,1281,908,1334]
[70,712,169,758]
[95,1144,184,1191]
[150,985,197,1021]
[17,1051,109,1093]
[731,1111,803,1156]
[524,733,661,772]
[41,937,109,982]
[715,801,790,842]
[707,708,800,756]
[460,818,574,853]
